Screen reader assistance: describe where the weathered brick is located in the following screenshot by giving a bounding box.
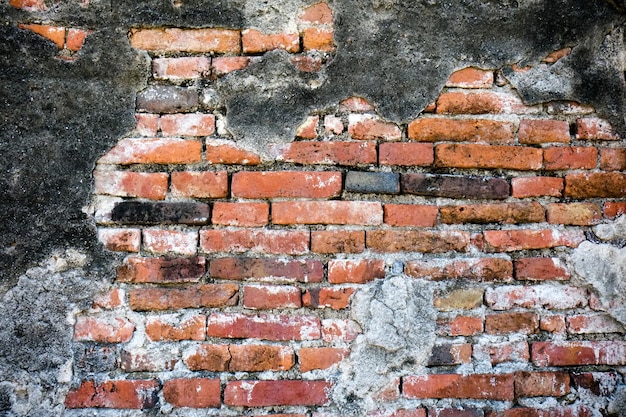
[205,139,261,165]
[542,47,572,63]
[231,344,295,371]
[129,284,238,311]
[302,28,335,51]
[547,202,601,226]
[18,24,65,48]
[242,29,299,53]
[514,372,570,398]
[345,171,400,194]
[440,202,544,224]
[303,287,355,309]
[483,229,585,252]
[566,314,624,334]
[272,201,383,225]
[436,91,537,114]
[117,256,205,284]
[369,409,426,417]
[10,0,46,11]
[518,119,570,144]
[600,148,626,171]
[171,171,228,199]
[152,57,211,80]
[98,228,141,252]
[408,118,514,143]
[485,284,587,310]
[212,202,269,227]
[511,177,563,198]
[487,406,592,417]
[145,314,206,341]
[311,230,365,253]
[384,204,438,227]
[339,96,376,112]
[209,258,323,283]
[435,144,543,170]
[243,285,302,309]
[94,171,168,200]
[324,114,344,134]
[183,343,230,371]
[564,172,626,198]
[379,142,434,166]
[225,380,331,406]
[429,408,484,417]
[136,86,199,113]
[200,229,309,255]
[427,344,472,366]
[547,101,594,115]
[322,318,361,342]
[134,113,159,136]
[296,115,319,139]
[328,259,385,283]
[514,257,569,281]
[99,138,202,165]
[129,28,240,53]
[66,28,92,51]
[438,316,483,336]
[544,146,597,170]
[74,315,134,343]
[231,171,342,198]
[485,312,539,334]
[403,374,514,400]
[605,201,626,218]
[406,258,513,281]
[532,341,626,366]
[65,380,159,409]
[299,347,349,372]
[120,347,178,372]
[474,341,529,365]
[576,117,620,140]
[434,288,484,311]
[211,56,251,77]
[348,114,401,141]
[73,345,117,373]
[445,67,494,88]
[142,229,198,256]
[300,2,334,24]
[540,314,566,333]
[207,313,320,340]
[273,141,377,165]
[160,113,215,136]
[163,378,221,408]
[401,174,510,199]
[367,230,470,253]
[571,372,619,396]
[92,288,124,310]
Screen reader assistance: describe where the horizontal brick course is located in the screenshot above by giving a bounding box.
[408,118,514,143]
[403,374,514,400]
[224,380,332,406]
[207,312,321,340]
[272,201,383,225]
[435,144,543,170]
[232,171,342,198]
[129,284,238,311]
[129,27,241,53]
[402,174,510,199]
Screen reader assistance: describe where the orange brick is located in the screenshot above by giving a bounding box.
[212,202,268,226]
[274,141,376,165]
[129,284,238,311]
[485,312,539,334]
[65,380,159,409]
[160,113,215,136]
[272,201,382,225]
[164,378,221,408]
[183,343,230,371]
[211,56,250,77]
[302,27,335,51]
[242,29,299,53]
[540,315,566,333]
[94,171,167,200]
[542,47,572,63]
[19,24,65,49]
[145,315,206,341]
[483,229,585,252]
[600,148,626,171]
[229,344,295,371]
[440,202,545,224]
[339,96,376,112]
[74,315,134,343]
[436,91,536,114]
[205,139,261,165]
[295,115,319,139]
[299,347,348,372]
[367,230,470,253]
[291,55,323,72]
[383,204,438,227]
[565,172,626,198]
[311,230,365,253]
[98,228,141,252]
[9,0,46,11]
[134,113,159,136]
[408,118,514,144]
[514,257,570,281]
[207,312,320,341]
[544,146,597,170]
[243,285,302,309]
[231,171,342,198]
[605,201,626,218]
[322,318,361,342]
[142,229,197,256]
[438,316,483,336]
[300,2,334,24]
[152,57,210,80]
[547,203,601,226]
[200,229,309,255]
[129,28,241,53]
[518,119,570,144]
[515,371,570,398]
[406,258,513,282]
[348,114,401,141]
[511,177,563,198]
[379,143,434,166]
[98,138,202,165]
[328,259,385,284]
[403,374,514,400]
[170,171,228,199]
[303,287,354,309]
[445,67,494,88]
[66,28,91,51]
[576,117,620,140]
[435,144,543,170]
[92,288,124,309]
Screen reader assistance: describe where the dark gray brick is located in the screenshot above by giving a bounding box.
[136,86,199,113]
[111,202,210,225]
[345,171,400,194]
[401,174,509,199]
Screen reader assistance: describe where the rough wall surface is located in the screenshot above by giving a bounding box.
[1,0,626,416]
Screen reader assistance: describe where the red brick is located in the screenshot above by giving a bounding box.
[211,56,250,77]
[65,380,159,409]
[232,171,341,198]
[117,256,205,284]
[405,258,512,281]
[98,228,141,252]
[514,371,570,398]
[311,230,365,253]
[532,341,626,366]
[99,138,202,165]
[518,119,570,144]
[379,143,434,166]
[205,139,261,165]
[299,347,349,372]
[487,406,591,417]
[408,118,514,143]
[302,28,335,51]
[547,203,601,226]
[547,101,594,115]
[225,380,331,406]
[571,372,619,396]
[120,347,177,372]
[291,55,324,72]
[209,258,323,283]
[183,343,230,371]
[300,2,334,24]
[207,312,320,340]
[403,374,514,400]
[485,285,587,310]
[170,171,228,199]
[445,67,494,88]
[303,287,355,309]
[328,259,385,284]
[92,288,124,309]
[565,173,626,198]
[324,115,344,134]
[428,408,483,417]
[576,117,620,140]
[145,314,206,341]
[483,229,585,252]
[511,177,563,198]
[94,171,168,200]
[9,0,46,11]
[272,201,382,225]
[369,410,427,417]
[164,378,221,408]
[129,28,241,53]
[485,312,539,334]
[129,284,238,311]
[544,146,597,170]
[160,113,215,136]
[297,115,319,139]
[367,230,470,253]
[73,315,134,343]
[242,29,299,53]
[322,318,361,342]
[274,141,377,165]
[152,57,211,80]
[200,229,309,255]
[600,148,626,171]
[134,113,159,136]
[475,341,529,365]
[66,28,91,51]
[514,257,570,281]
[19,24,65,48]
[436,91,537,114]
[231,344,295,371]
[212,202,268,227]
[604,201,626,218]
[566,314,624,334]
[540,315,566,333]
[440,202,545,224]
[142,229,197,256]
[348,114,401,141]
[435,144,543,170]
[438,316,483,336]
[243,285,302,309]
[434,288,484,311]
[428,344,472,366]
[383,204,438,227]
[339,96,376,112]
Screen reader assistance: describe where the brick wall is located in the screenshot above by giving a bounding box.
[62,4,626,416]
